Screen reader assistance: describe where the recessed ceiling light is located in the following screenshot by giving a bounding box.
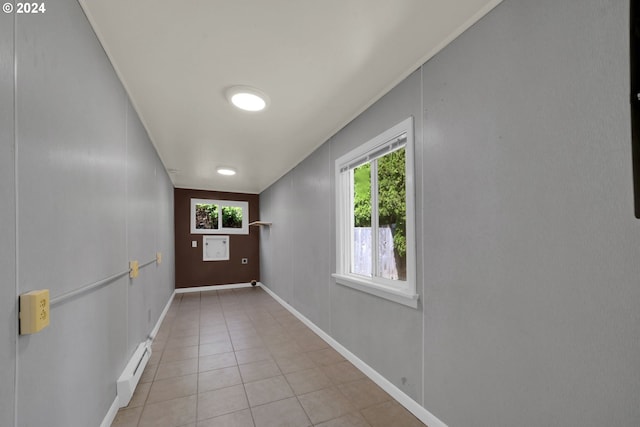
[226,86,269,112]
[217,167,237,176]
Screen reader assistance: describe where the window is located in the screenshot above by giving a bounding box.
[190,199,249,235]
[333,117,418,308]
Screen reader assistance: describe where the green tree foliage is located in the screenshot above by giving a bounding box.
[377,148,406,260]
[196,204,218,229]
[353,164,371,227]
[222,206,243,228]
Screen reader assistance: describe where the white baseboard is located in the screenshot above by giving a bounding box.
[148,291,175,341]
[258,282,447,427]
[175,282,256,294]
[100,395,119,427]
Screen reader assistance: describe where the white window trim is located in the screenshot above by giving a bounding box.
[190,199,249,235]
[334,116,418,308]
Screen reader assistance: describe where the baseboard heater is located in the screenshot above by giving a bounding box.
[116,341,151,408]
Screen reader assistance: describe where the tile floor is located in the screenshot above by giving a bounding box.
[111,287,426,427]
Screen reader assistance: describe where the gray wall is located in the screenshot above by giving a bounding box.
[262,69,425,403]
[260,0,640,426]
[3,1,175,426]
[1,9,16,427]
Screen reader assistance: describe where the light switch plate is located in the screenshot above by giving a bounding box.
[192,240,197,248]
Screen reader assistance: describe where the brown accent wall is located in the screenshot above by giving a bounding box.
[174,188,260,288]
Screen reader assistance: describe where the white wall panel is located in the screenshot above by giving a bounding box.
[260,0,640,425]
[420,0,639,425]
[0,9,16,427]
[8,1,175,425]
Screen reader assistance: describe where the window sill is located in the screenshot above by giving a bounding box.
[332,273,419,309]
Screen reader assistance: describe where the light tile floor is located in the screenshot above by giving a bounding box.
[112,287,426,427]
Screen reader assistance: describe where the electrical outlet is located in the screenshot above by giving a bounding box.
[19,289,50,335]
[242,258,248,264]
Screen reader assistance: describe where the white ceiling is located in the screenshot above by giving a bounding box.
[79,0,501,194]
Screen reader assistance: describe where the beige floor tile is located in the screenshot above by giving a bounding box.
[297,387,356,425]
[196,409,254,427]
[199,352,238,372]
[255,326,288,340]
[229,329,262,341]
[232,336,265,351]
[138,395,197,427]
[111,406,143,427]
[171,324,201,338]
[199,318,225,328]
[295,335,329,352]
[274,353,317,374]
[152,339,167,353]
[166,334,200,348]
[238,360,281,383]
[140,363,159,384]
[155,358,199,381]
[337,379,391,410]
[148,349,162,367]
[314,412,371,427]
[147,374,198,404]
[306,348,346,367]
[134,289,420,427]
[235,346,273,365]
[267,340,304,357]
[250,397,311,427]
[198,366,242,392]
[125,381,151,408]
[199,340,234,357]
[285,367,333,395]
[197,384,249,421]
[261,333,295,348]
[200,324,230,336]
[360,401,425,427]
[162,345,200,363]
[244,375,294,407]
[200,331,231,345]
[227,320,254,332]
[321,361,366,384]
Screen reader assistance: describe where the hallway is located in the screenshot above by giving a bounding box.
[112,288,426,427]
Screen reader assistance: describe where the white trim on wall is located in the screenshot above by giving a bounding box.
[148,291,175,341]
[174,282,255,294]
[99,396,119,427]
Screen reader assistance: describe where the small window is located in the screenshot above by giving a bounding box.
[333,117,417,307]
[190,199,249,235]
